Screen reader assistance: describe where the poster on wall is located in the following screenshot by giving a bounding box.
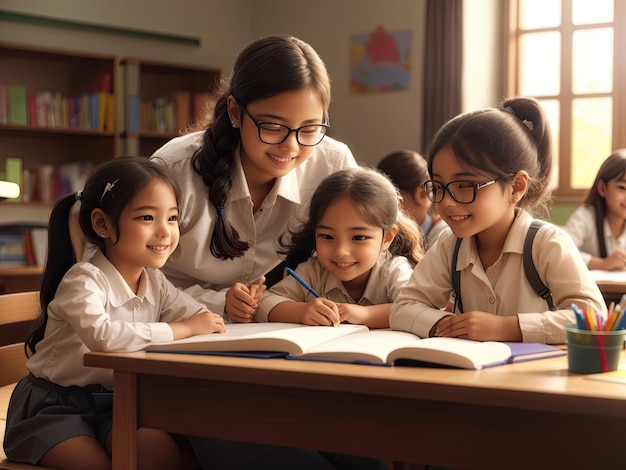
[350,26,410,94]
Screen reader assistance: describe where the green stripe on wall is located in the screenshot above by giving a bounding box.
[0,10,200,46]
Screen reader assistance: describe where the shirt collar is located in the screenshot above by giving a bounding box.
[456,209,532,269]
[89,250,158,308]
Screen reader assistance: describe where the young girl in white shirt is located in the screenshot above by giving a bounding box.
[564,149,626,270]
[390,97,606,344]
[257,166,423,329]
[377,149,448,249]
[4,157,225,469]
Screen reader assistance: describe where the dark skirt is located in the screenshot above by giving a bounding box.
[3,373,113,465]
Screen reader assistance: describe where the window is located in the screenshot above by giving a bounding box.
[509,0,626,199]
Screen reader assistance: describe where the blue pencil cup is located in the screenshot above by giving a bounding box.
[565,324,625,374]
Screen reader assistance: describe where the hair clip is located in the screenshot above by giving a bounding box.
[75,191,83,201]
[502,106,533,132]
[217,207,225,216]
[100,179,120,203]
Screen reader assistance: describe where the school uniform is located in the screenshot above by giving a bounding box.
[3,250,206,465]
[257,251,414,322]
[390,210,606,344]
[420,213,450,249]
[563,204,626,265]
[151,131,357,316]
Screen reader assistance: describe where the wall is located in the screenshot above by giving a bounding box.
[0,0,507,222]
[253,0,427,166]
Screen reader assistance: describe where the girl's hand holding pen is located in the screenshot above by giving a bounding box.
[302,298,341,327]
[225,276,266,323]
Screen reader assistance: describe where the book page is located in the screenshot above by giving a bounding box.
[388,337,512,369]
[295,330,422,364]
[146,323,368,355]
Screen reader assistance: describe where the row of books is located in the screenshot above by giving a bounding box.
[0,221,48,267]
[128,90,212,134]
[0,84,115,132]
[1,157,93,204]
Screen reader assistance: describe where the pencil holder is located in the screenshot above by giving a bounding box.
[565,324,625,374]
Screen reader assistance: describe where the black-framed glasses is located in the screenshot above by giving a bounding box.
[422,178,501,204]
[241,105,329,146]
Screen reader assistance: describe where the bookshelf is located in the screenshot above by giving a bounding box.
[0,42,119,206]
[121,58,220,157]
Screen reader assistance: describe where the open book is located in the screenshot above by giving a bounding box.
[146,324,564,369]
[146,323,368,357]
[286,330,565,369]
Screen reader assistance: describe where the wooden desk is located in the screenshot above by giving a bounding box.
[84,351,626,470]
[591,269,626,305]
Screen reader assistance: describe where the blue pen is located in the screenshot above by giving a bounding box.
[286,268,320,298]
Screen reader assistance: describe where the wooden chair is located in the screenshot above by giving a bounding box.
[0,291,54,469]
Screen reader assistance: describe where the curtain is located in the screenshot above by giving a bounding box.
[422,0,463,154]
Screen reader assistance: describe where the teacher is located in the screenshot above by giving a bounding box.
[151,34,357,323]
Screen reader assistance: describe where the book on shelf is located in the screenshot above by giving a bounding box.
[0,84,7,124]
[145,324,564,369]
[3,157,22,202]
[7,85,28,126]
[0,221,48,267]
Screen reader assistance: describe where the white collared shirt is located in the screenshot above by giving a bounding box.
[27,250,207,388]
[563,205,626,265]
[390,210,606,344]
[151,131,357,315]
[256,251,414,322]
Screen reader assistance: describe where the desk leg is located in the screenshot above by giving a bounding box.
[113,370,137,470]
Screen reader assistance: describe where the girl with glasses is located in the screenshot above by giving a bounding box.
[390,97,605,344]
[151,35,357,324]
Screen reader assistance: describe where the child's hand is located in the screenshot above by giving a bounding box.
[600,250,626,271]
[225,277,266,323]
[302,298,340,326]
[434,311,522,341]
[171,312,225,339]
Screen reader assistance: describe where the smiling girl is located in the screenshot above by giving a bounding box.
[390,97,605,344]
[3,157,225,469]
[256,166,422,329]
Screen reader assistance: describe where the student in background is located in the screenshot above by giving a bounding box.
[390,97,605,344]
[377,149,448,249]
[151,34,357,325]
[563,149,626,270]
[3,157,225,469]
[257,167,422,329]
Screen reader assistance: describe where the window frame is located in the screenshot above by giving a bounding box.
[507,0,626,202]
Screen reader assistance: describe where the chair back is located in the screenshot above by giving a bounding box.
[0,291,39,387]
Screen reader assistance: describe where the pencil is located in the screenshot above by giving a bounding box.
[286,268,320,298]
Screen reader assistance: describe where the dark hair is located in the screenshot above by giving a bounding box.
[583,149,626,258]
[279,166,424,269]
[426,96,553,218]
[26,156,182,355]
[191,34,332,260]
[377,149,429,194]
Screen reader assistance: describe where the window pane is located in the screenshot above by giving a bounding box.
[571,98,612,189]
[538,99,560,189]
[519,0,561,29]
[573,28,613,94]
[572,0,613,25]
[519,32,560,96]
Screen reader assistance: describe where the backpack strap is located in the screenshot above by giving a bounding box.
[451,237,464,313]
[523,220,557,311]
[451,220,556,314]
